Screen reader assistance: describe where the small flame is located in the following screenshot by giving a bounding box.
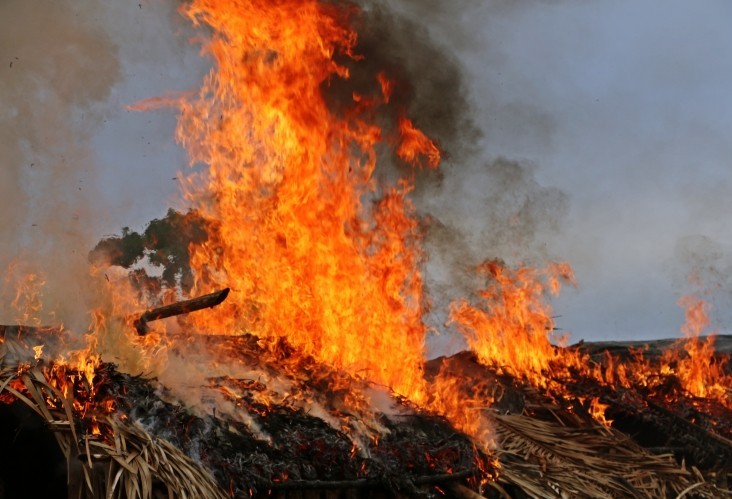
[5,263,49,326]
[661,295,730,401]
[588,397,612,427]
[397,117,441,169]
[449,260,577,387]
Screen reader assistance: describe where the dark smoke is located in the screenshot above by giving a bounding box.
[323,0,479,177]
[0,0,120,328]
[0,0,568,346]
[339,1,569,351]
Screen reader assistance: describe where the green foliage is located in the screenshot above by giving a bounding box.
[89,209,210,295]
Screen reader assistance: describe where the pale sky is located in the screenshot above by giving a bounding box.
[398,0,732,342]
[4,0,732,343]
[482,1,732,341]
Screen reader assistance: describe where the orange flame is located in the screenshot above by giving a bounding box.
[593,296,731,412]
[660,295,730,402]
[448,257,731,427]
[588,397,613,427]
[174,0,436,401]
[397,117,441,169]
[449,260,577,387]
[428,361,496,450]
[5,263,48,327]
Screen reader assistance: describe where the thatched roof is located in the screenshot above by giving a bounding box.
[1,335,226,499]
[2,330,732,498]
[427,350,732,499]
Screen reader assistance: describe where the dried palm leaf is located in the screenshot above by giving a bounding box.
[489,412,730,498]
[0,338,228,499]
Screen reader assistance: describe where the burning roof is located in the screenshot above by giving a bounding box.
[2,325,732,497]
[1,326,491,497]
[2,0,732,498]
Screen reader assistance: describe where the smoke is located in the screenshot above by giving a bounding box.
[343,3,481,163]
[354,0,732,343]
[673,235,732,331]
[0,0,570,352]
[0,0,211,331]
[0,0,120,328]
[342,1,569,351]
[675,236,727,291]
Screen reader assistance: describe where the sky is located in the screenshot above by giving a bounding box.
[459,0,732,341]
[2,0,732,343]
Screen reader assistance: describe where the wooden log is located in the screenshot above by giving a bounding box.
[2,289,231,337]
[134,288,230,335]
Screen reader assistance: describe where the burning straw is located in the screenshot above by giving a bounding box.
[0,335,226,499]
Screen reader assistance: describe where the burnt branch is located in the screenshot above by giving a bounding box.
[133,288,230,335]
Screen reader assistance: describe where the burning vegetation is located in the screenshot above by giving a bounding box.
[1,0,732,498]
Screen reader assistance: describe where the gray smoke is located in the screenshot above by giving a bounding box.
[346,1,569,352]
[0,0,120,328]
[673,235,732,331]
[367,0,732,343]
[0,0,211,330]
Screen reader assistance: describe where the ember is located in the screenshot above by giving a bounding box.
[1,329,492,497]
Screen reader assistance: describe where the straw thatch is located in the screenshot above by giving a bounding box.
[0,336,227,499]
[427,352,732,499]
[488,412,729,499]
[1,332,487,497]
[3,331,732,498]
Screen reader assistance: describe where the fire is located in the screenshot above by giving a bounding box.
[126,0,732,453]
[588,397,612,427]
[173,0,436,401]
[3,2,732,495]
[397,117,441,169]
[428,361,496,451]
[0,335,115,431]
[667,295,730,401]
[449,260,577,387]
[448,260,731,426]
[596,295,732,410]
[5,263,48,327]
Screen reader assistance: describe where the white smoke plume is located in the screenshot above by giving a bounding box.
[0,1,209,330]
[0,0,120,329]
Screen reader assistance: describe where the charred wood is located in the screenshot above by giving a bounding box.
[133,287,230,334]
[447,483,489,499]
[266,469,480,492]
